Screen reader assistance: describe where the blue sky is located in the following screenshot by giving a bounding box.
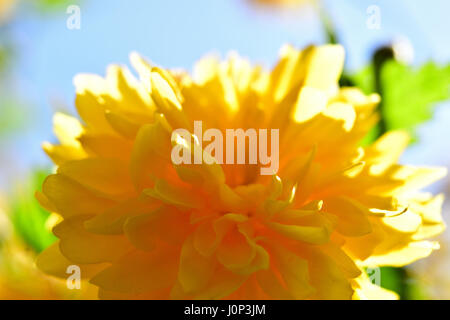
[2,0,450,190]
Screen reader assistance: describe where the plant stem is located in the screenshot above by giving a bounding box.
[372,46,394,137]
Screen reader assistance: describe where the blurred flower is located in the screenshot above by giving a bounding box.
[250,0,313,7]
[0,193,96,299]
[392,37,415,65]
[409,189,450,300]
[0,0,16,25]
[36,44,445,299]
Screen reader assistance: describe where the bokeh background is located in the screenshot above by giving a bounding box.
[0,0,449,299]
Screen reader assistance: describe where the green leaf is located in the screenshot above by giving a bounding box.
[0,101,27,137]
[382,61,450,140]
[351,65,375,96]
[352,61,450,142]
[30,0,81,13]
[9,169,57,253]
[379,267,404,297]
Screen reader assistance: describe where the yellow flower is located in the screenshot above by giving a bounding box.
[0,197,96,299]
[36,44,446,299]
[249,0,313,8]
[0,240,98,300]
[0,0,16,25]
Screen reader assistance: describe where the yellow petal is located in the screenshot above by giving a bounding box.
[36,242,106,279]
[216,227,257,271]
[255,268,294,299]
[84,197,160,235]
[78,134,133,162]
[54,215,132,264]
[272,246,316,299]
[177,236,216,294]
[150,71,190,129]
[90,247,178,294]
[42,174,117,218]
[366,131,410,174]
[323,103,356,131]
[363,241,440,267]
[323,196,372,237]
[58,158,135,198]
[292,86,328,122]
[320,243,361,279]
[124,206,189,251]
[308,249,354,299]
[35,190,57,212]
[267,221,330,244]
[381,209,422,234]
[129,119,173,190]
[43,142,87,166]
[143,179,203,209]
[53,112,84,147]
[104,110,141,139]
[193,267,247,300]
[392,165,447,194]
[73,81,112,133]
[304,44,345,91]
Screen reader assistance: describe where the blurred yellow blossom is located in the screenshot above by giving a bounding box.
[0,194,96,299]
[250,0,313,8]
[0,0,16,25]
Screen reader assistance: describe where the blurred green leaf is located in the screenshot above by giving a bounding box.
[0,101,27,137]
[30,0,81,13]
[351,65,375,95]
[0,46,10,72]
[379,267,404,297]
[379,267,428,300]
[353,61,450,142]
[10,169,57,253]
[382,61,450,140]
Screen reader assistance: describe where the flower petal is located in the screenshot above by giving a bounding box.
[54,215,132,264]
